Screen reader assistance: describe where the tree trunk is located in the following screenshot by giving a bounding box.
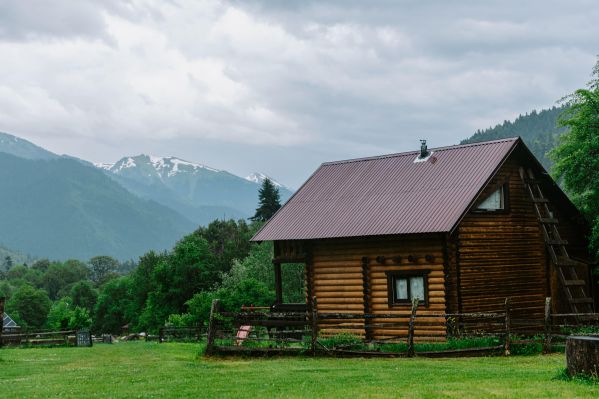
[566,336,599,377]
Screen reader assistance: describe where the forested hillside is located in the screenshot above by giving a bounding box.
[461,106,568,170]
[0,153,194,260]
[0,132,58,160]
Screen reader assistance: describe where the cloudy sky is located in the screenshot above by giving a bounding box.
[0,0,597,187]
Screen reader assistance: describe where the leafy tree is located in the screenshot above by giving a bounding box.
[118,259,137,274]
[47,297,92,330]
[93,276,135,334]
[68,307,92,330]
[42,261,90,300]
[127,251,165,330]
[88,256,119,285]
[7,265,27,280]
[23,268,44,288]
[70,281,98,313]
[193,219,255,277]
[138,234,214,331]
[0,280,12,298]
[46,297,73,330]
[251,178,281,222]
[31,259,50,273]
[6,284,51,329]
[551,59,599,262]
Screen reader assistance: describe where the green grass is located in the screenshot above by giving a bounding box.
[1,342,597,398]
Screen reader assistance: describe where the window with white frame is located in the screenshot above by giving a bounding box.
[386,271,429,306]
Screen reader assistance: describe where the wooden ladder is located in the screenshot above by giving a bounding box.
[519,167,594,313]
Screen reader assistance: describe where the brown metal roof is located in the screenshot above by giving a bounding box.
[252,137,520,241]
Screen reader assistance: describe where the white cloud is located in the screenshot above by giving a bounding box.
[0,0,598,186]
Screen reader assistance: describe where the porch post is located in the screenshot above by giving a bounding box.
[273,260,283,304]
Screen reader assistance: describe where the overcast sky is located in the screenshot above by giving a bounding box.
[0,0,597,187]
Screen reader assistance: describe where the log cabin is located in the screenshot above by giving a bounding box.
[252,137,597,339]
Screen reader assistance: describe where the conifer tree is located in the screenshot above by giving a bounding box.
[251,178,281,222]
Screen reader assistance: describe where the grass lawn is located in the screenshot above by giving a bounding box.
[0,342,597,398]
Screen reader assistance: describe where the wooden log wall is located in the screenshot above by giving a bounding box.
[309,235,447,341]
[456,155,548,322]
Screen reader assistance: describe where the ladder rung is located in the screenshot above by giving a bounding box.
[523,179,544,185]
[531,198,549,203]
[555,260,579,266]
[546,239,568,245]
[539,218,559,224]
[564,280,586,286]
[568,298,594,304]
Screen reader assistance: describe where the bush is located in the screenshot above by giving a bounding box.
[318,333,367,350]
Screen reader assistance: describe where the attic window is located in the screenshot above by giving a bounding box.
[477,186,505,211]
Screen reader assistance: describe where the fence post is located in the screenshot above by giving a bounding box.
[205,299,220,355]
[407,297,419,358]
[311,296,318,356]
[0,296,5,348]
[159,328,164,343]
[504,297,511,356]
[543,297,552,354]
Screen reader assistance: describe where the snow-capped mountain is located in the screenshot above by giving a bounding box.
[99,155,293,224]
[109,155,219,179]
[94,162,115,170]
[245,172,290,190]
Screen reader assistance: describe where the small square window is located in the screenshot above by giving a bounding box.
[386,271,429,306]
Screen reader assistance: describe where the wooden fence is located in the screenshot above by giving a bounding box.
[205,297,599,357]
[156,327,205,343]
[0,329,78,347]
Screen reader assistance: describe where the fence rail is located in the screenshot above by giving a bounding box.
[157,327,206,343]
[206,296,599,357]
[0,329,77,347]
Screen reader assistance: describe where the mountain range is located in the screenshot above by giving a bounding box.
[0,132,292,261]
[95,155,292,226]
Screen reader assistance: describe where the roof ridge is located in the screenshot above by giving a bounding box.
[322,137,520,166]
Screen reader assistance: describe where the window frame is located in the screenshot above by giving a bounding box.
[473,182,510,214]
[386,270,430,307]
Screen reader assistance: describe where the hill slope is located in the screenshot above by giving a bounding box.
[461,106,568,170]
[0,152,195,260]
[0,131,58,160]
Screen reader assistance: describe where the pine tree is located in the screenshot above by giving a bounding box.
[4,256,13,272]
[251,178,281,222]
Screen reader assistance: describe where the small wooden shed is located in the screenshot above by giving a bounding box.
[252,138,597,339]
